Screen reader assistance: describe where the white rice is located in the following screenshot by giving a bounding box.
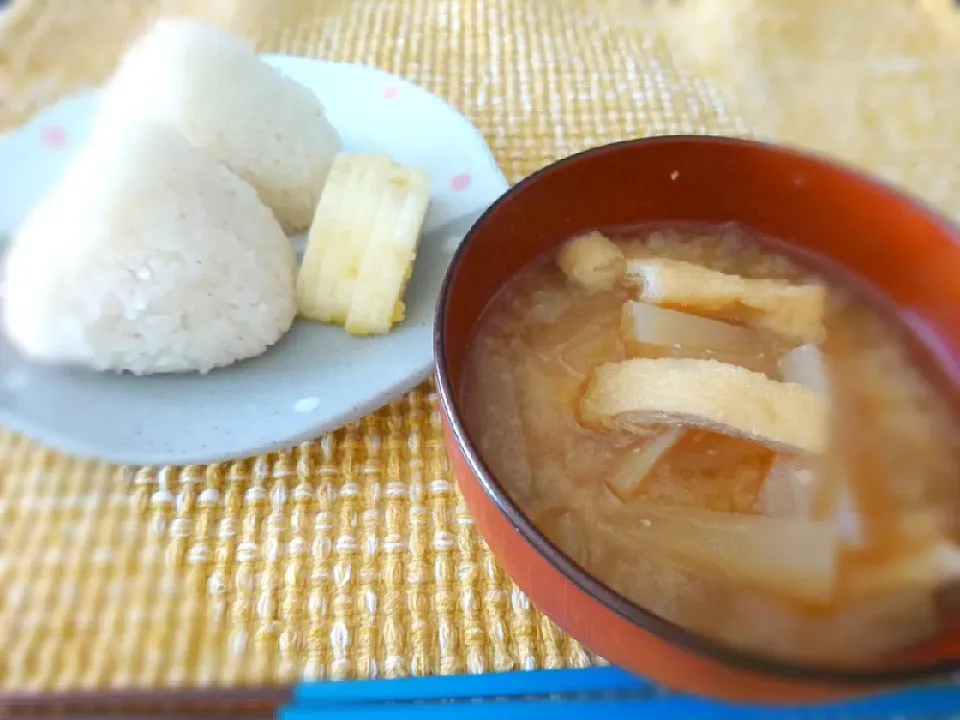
[1,120,297,375]
[96,18,342,232]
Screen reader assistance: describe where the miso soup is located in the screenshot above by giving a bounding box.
[461,223,960,666]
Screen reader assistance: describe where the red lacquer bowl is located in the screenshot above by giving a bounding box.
[433,136,960,703]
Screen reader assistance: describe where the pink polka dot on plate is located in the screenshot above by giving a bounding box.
[382,86,399,100]
[41,126,68,148]
[450,173,472,192]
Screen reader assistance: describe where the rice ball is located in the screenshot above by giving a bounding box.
[1,120,297,375]
[96,18,342,232]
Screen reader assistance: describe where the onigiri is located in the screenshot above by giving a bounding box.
[0,120,297,375]
[95,18,342,232]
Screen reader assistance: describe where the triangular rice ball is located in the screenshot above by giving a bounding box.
[1,121,297,375]
[96,18,342,232]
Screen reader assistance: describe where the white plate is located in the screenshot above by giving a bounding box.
[0,56,508,465]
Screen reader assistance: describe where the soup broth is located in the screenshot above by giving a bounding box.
[461,223,960,666]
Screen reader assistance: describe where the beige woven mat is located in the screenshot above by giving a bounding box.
[1,0,958,693]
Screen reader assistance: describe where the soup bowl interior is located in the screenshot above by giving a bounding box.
[434,136,960,700]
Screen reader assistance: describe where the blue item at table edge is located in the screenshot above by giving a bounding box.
[281,666,960,718]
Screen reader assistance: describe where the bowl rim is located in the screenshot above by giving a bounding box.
[433,134,960,686]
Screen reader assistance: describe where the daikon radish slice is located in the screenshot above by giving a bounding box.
[726,586,939,664]
[620,302,781,375]
[601,503,840,603]
[620,301,769,352]
[781,348,869,548]
[815,588,941,661]
[756,344,833,520]
[781,344,831,395]
[828,468,866,548]
[607,428,684,500]
[756,455,819,519]
[843,540,960,601]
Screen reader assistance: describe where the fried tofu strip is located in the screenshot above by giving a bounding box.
[556,231,625,293]
[625,257,826,343]
[580,358,827,454]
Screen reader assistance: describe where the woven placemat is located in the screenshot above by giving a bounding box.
[1,0,958,694]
